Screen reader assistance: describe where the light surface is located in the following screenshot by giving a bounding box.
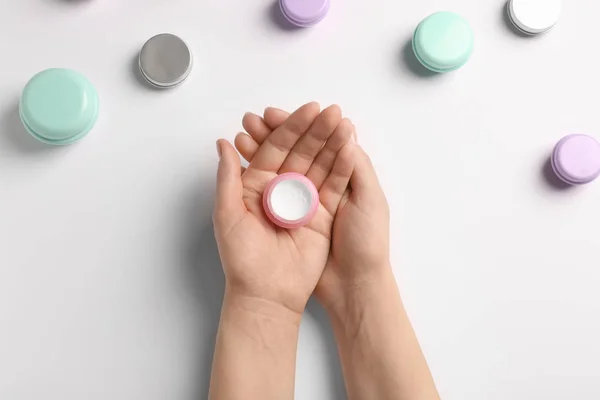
[270,178,313,221]
[1,0,600,399]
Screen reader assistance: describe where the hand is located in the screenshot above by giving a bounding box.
[213,102,355,315]
[233,107,440,400]
[234,107,391,314]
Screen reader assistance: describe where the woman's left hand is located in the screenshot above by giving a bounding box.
[213,102,355,315]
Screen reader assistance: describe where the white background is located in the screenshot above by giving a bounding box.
[1,0,599,399]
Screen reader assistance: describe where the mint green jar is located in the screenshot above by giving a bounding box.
[412,12,474,73]
[20,68,99,145]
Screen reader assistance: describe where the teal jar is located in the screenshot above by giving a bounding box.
[412,12,474,73]
[20,68,99,145]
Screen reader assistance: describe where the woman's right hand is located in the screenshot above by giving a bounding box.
[313,139,392,312]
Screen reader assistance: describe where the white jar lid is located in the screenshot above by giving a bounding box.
[507,0,562,35]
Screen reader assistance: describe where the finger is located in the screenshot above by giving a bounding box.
[263,107,290,135]
[234,132,259,163]
[249,102,320,172]
[236,108,289,162]
[350,145,382,205]
[279,104,342,175]
[213,140,246,234]
[319,143,355,216]
[303,205,334,240]
[306,118,355,189]
[241,112,272,145]
[242,110,357,169]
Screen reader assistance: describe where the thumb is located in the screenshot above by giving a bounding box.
[350,145,385,206]
[214,139,246,233]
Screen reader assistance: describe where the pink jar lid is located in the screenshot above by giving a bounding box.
[262,173,319,229]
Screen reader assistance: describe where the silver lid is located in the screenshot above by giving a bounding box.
[138,33,193,88]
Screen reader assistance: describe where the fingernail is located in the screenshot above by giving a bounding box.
[216,140,222,159]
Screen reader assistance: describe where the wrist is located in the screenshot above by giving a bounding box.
[222,287,303,328]
[322,266,440,400]
[325,264,398,324]
[210,288,302,400]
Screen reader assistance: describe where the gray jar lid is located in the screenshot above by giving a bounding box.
[138,33,193,88]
